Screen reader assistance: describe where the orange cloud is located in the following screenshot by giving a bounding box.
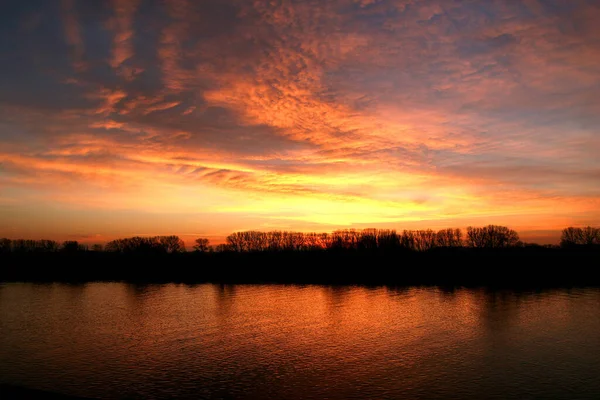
[158,0,195,93]
[109,0,140,76]
[2,0,600,244]
[61,0,86,71]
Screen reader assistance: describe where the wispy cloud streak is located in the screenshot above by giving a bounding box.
[109,0,140,77]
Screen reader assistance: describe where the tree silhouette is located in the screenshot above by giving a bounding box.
[560,226,599,247]
[214,244,231,252]
[159,236,186,253]
[400,230,416,250]
[358,229,378,250]
[61,241,83,253]
[3,225,599,259]
[91,244,103,252]
[194,238,211,252]
[105,236,185,254]
[466,225,520,248]
[9,239,59,253]
[0,238,11,253]
[436,228,462,248]
[413,230,437,251]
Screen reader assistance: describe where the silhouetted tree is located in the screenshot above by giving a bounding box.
[105,238,125,252]
[239,231,268,252]
[0,238,11,253]
[266,231,283,251]
[105,236,185,254]
[377,229,400,250]
[581,226,600,245]
[159,235,186,253]
[400,230,416,250]
[413,230,437,251]
[304,232,329,250]
[284,231,306,251]
[466,225,520,248]
[226,232,246,252]
[10,224,598,259]
[11,239,59,253]
[39,240,60,252]
[358,229,378,250]
[436,228,462,247]
[214,243,231,252]
[560,226,600,248]
[91,244,103,252]
[330,229,360,250]
[222,229,406,252]
[61,241,83,253]
[561,227,582,247]
[194,238,211,252]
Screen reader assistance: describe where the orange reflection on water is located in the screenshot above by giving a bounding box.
[1,283,600,399]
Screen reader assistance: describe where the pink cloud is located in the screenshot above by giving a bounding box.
[2,0,600,242]
[109,0,140,77]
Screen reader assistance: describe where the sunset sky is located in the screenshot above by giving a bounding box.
[1,0,599,245]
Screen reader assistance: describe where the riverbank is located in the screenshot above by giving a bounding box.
[1,248,599,287]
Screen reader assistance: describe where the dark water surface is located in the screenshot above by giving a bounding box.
[1,283,599,399]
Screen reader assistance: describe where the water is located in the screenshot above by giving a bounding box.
[0,283,599,399]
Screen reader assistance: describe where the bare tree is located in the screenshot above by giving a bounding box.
[11,239,59,253]
[105,236,185,253]
[194,238,211,252]
[61,241,83,252]
[561,226,600,247]
[304,232,328,250]
[358,229,378,250]
[413,230,437,251]
[158,236,186,253]
[400,230,416,250]
[330,229,360,250]
[436,228,462,247]
[377,229,400,250]
[214,243,231,252]
[582,226,600,245]
[466,225,520,248]
[91,244,103,252]
[0,238,11,253]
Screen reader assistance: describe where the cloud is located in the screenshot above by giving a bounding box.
[61,0,86,71]
[109,0,140,77]
[88,87,128,116]
[0,0,599,242]
[158,0,195,93]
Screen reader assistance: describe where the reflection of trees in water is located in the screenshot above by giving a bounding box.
[436,285,459,300]
[385,285,412,298]
[477,290,530,335]
[61,283,88,317]
[323,285,352,311]
[124,283,161,320]
[214,284,237,316]
[322,285,384,325]
[320,285,355,328]
[63,282,87,297]
[127,283,152,298]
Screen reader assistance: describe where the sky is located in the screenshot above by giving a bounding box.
[1,0,599,246]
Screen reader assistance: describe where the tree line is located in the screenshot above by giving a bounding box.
[1,226,598,254]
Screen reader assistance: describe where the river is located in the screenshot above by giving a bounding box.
[1,283,599,399]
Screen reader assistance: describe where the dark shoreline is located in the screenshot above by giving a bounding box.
[2,248,599,288]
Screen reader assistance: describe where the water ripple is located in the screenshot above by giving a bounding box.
[1,283,600,399]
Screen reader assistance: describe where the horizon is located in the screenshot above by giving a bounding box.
[0,224,580,247]
[1,1,599,245]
